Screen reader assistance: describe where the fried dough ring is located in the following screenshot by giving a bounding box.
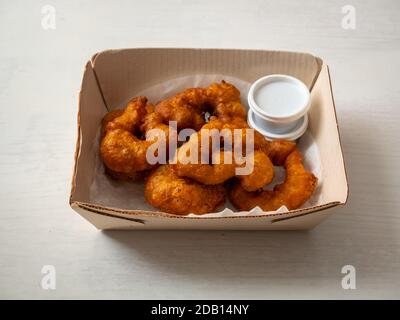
[154,81,247,131]
[144,165,226,215]
[202,117,271,153]
[266,139,297,165]
[101,109,141,180]
[206,81,247,122]
[228,148,318,212]
[155,87,207,131]
[100,96,175,177]
[174,147,274,192]
[172,118,274,191]
[101,109,124,137]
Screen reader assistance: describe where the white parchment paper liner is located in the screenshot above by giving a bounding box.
[89,74,323,217]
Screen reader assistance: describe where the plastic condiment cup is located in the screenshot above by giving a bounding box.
[247,74,311,140]
[248,110,309,141]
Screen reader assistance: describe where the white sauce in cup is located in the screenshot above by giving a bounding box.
[247,74,311,140]
[253,81,309,118]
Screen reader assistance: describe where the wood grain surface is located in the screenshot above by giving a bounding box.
[0,0,399,299]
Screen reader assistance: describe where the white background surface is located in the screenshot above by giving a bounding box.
[0,0,399,299]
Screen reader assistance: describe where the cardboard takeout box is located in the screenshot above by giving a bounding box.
[69,48,348,230]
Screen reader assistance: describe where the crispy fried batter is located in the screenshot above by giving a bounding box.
[101,109,124,137]
[103,97,147,134]
[154,81,247,131]
[207,81,247,121]
[155,88,208,131]
[202,117,270,153]
[101,129,154,173]
[100,96,176,177]
[228,148,318,211]
[172,118,274,191]
[144,165,226,215]
[239,151,274,191]
[266,140,296,166]
[174,147,274,192]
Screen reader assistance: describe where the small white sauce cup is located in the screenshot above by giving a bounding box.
[247,74,311,140]
[248,110,309,141]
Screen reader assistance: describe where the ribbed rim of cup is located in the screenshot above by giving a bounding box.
[248,110,309,141]
[248,74,311,123]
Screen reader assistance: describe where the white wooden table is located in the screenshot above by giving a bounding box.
[0,0,399,299]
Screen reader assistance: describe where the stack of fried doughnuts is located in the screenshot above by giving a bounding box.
[99,81,317,215]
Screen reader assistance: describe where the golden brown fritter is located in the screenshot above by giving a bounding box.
[201,117,270,154]
[265,139,297,166]
[206,81,247,121]
[101,109,124,138]
[172,118,274,191]
[154,81,247,131]
[144,165,226,215]
[101,129,155,173]
[103,97,147,134]
[173,148,274,192]
[228,148,318,211]
[100,96,176,177]
[155,87,208,131]
[239,151,275,192]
